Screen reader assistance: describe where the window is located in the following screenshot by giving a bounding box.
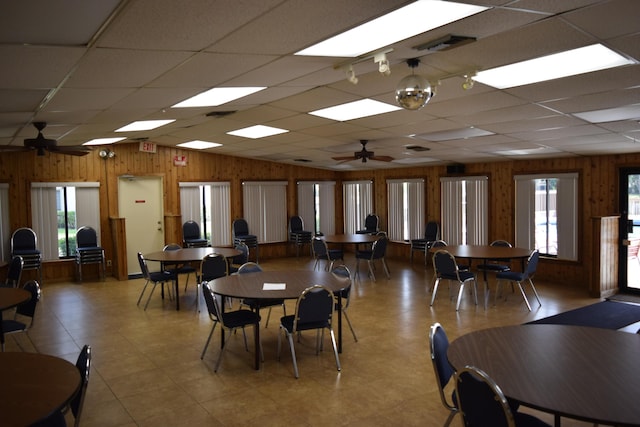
[0,183,9,261]
[387,179,424,242]
[242,181,288,243]
[297,181,336,235]
[31,182,100,260]
[343,181,373,234]
[179,182,231,246]
[440,176,488,245]
[515,173,578,261]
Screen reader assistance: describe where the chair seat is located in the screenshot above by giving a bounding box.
[440,271,475,282]
[12,249,40,256]
[280,314,329,332]
[148,270,176,282]
[477,264,510,272]
[242,297,284,309]
[2,319,28,334]
[496,271,526,281]
[223,309,261,328]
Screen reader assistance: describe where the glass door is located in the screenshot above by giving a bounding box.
[619,168,640,293]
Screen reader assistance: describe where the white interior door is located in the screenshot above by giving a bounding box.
[118,176,164,276]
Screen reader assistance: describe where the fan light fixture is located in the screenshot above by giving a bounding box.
[99,149,115,159]
[395,58,433,110]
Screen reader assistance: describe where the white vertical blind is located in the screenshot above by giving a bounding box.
[440,176,487,245]
[243,181,288,243]
[343,181,373,234]
[440,178,464,245]
[465,177,488,245]
[179,185,201,225]
[76,187,101,243]
[297,181,336,235]
[514,178,536,250]
[297,182,316,232]
[387,179,424,242]
[0,184,10,261]
[210,183,231,246]
[318,182,336,235]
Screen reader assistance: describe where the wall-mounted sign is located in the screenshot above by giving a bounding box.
[173,155,187,167]
[139,141,157,153]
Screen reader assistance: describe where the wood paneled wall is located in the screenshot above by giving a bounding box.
[0,142,637,288]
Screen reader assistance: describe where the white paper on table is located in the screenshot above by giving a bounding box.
[263,283,286,290]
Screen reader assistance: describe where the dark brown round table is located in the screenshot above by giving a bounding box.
[208,270,350,369]
[448,324,640,426]
[145,247,241,310]
[0,352,81,426]
[0,287,30,311]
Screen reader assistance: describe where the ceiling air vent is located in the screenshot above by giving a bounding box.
[413,34,476,52]
[206,110,237,117]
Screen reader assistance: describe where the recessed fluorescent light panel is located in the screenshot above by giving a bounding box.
[82,137,126,146]
[415,127,494,141]
[309,99,401,121]
[474,44,635,89]
[172,87,266,108]
[295,1,487,57]
[177,140,222,149]
[227,125,289,139]
[116,120,175,132]
[573,104,640,123]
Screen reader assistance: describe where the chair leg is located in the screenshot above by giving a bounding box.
[214,329,231,372]
[136,279,151,306]
[287,331,300,378]
[343,310,358,342]
[528,278,543,307]
[430,278,441,306]
[264,307,273,328]
[381,258,391,279]
[367,260,376,282]
[516,281,533,311]
[329,328,341,372]
[201,322,218,359]
[143,282,159,310]
[455,283,465,311]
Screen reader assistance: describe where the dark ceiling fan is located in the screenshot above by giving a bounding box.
[332,140,394,163]
[0,122,92,156]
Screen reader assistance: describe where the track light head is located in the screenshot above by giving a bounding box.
[462,72,476,90]
[346,64,358,85]
[374,52,391,76]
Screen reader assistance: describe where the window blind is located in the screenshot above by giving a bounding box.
[243,181,287,243]
[343,181,373,234]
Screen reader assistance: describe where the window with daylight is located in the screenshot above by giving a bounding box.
[31,182,100,260]
[0,183,10,261]
[514,173,578,261]
[297,181,336,235]
[243,181,288,243]
[387,179,425,242]
[343,180,373,234]
[440,176,488,245]
[180,182,231,246]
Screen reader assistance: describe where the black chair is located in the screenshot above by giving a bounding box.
[162,243,197,291]
[331,265,357,342]
[75,226,106,282]
[496,249,542,311]
[232,218,259,263]
[136,252,177,310]
[237,262,286,327]
[199,253,228,312]
[10,227,42,283]
[455,365,551,427]
[429,323,459,427]
[431,249,478,311]
[182,220,208,247]
[277,285,341,379]
[355,234,390,282]
[289,215,313,257]
[356,213,379,234]
[2,256,23,288]
[228,242,249,274]
[1,279,41,351]
[312,237,343,272]
[410,221,440,265]
[200,282,261,372]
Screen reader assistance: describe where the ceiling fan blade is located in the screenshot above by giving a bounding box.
[370,155,394,162]
[49,146,92,156]
[0,145,30,152]
[332,155,355,161]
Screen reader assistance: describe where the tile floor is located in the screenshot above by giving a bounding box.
[8,255,608,426]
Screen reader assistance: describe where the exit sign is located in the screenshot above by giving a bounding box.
[139,141,157,153]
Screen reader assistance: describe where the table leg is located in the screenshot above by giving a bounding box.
[254,302,261,369]
[337,294,343,353]
[174,275,180,311]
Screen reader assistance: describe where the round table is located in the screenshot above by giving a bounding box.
[208,270,350,369]
[0,287,31,311]
[144,247,241,310]
[0,352,81,426]
[448,324,640,426]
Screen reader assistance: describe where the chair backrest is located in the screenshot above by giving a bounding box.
[312,238,328,257]
[293,285,335,332]
[76,226,98,249]
[137,252,150,280]
[331,264,352,303]
[364,214,379,232]
[4,256,23,288]
[490,239,512,248]
[237,262,263,274]
[429,323,456,410]
[182,220,201,240]
[70,345,91,425]
[425,221,440,241]
[200,254,227,282]
[232,242,249,265]
[455,365,516,427]
[433,250,459,277]
[524,249,540,278]
[432,240,448,248]
[202,281,222,323]
[289,215,304,232]
[17,280,41,319]
[11,227,37,252]
[370,236,388,260]
[232,218,250,237]
[163,243,182,251]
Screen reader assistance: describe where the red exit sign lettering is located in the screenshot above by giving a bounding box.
[139,141,157,153]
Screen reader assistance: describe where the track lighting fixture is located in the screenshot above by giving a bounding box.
[395,58,434,111]
[99,148,115,159]
[462,72,476,90]
[346,64,358,85]
[374,52,391,76]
